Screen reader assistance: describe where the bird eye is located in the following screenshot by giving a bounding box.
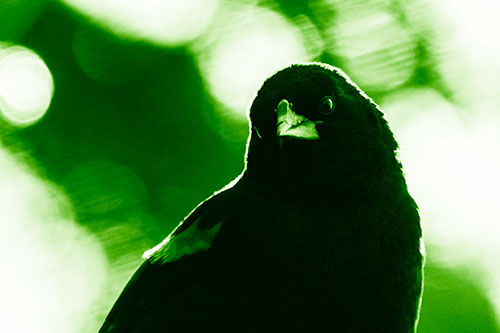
[317,96,335,116]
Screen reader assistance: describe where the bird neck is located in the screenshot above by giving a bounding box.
[244,135,409,207]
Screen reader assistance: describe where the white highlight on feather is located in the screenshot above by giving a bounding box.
[143,218,222,264]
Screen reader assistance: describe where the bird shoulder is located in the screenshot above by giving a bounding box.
[142,175,244,265]
[143,216,222,265]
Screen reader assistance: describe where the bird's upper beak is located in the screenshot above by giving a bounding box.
[276,99,320,140]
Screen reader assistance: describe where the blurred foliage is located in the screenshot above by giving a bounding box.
[419,258,500,332]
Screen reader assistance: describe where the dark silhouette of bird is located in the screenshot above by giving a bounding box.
[99,63,424,332]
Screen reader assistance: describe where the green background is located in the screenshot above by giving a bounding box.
[0,0,499,331]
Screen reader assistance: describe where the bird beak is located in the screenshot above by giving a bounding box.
[276,99,320,140]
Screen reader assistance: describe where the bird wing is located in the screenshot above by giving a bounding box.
[98,179,243,332]
[143,209,223,265]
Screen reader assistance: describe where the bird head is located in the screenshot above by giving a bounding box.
[245,63,405,204]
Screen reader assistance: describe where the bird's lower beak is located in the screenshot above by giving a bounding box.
[276,99,320,140]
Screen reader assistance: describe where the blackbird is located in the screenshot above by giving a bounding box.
[99,63,424,332]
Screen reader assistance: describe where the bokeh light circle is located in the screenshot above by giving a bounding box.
[327,10,417,91]
[0,147,108,332]
[0,45,54,126]
[195,5,313,120]
[61,0,218,46]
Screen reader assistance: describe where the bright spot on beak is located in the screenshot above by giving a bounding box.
[276,99,320,140]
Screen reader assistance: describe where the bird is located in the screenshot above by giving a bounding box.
[99,63,424,332]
